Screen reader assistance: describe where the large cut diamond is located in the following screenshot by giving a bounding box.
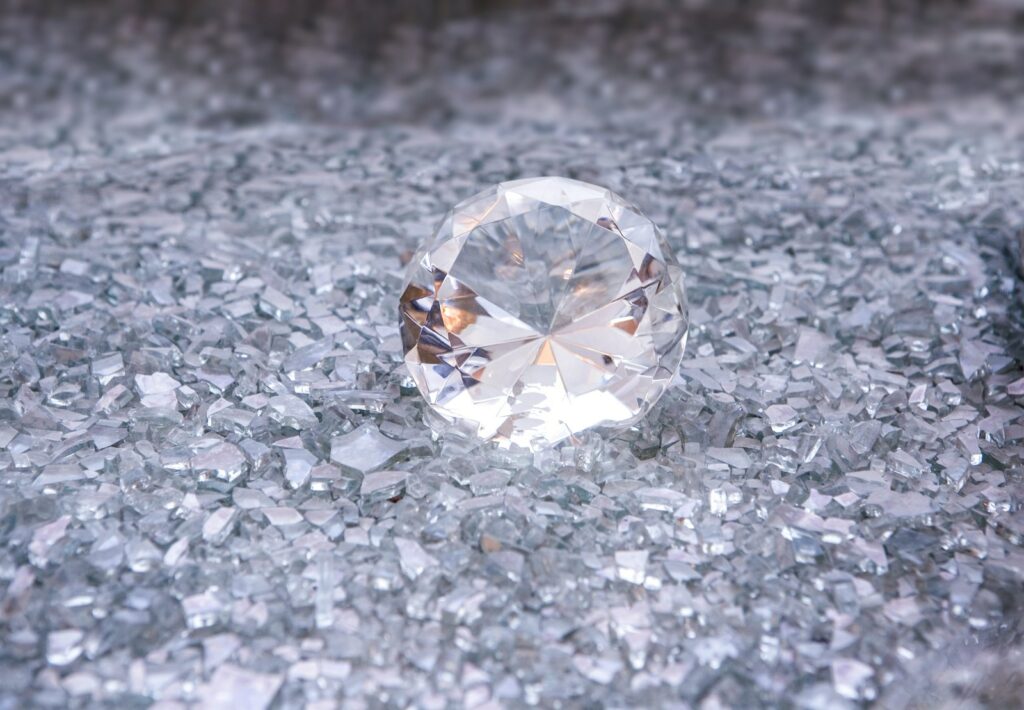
[399,176,688,450]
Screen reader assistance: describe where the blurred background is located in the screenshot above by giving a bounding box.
[3,0,1024,128]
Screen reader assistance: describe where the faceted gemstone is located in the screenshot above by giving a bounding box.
[399,176,688,450]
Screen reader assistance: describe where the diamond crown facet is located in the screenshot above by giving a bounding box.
[399,176,688,449]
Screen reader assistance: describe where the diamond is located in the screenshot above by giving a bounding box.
[399,176,688,449]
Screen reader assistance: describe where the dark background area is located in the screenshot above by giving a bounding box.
[3,0,1024,127]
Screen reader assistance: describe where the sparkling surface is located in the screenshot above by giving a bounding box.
[400,177,687,449]
[1,2,1024,708]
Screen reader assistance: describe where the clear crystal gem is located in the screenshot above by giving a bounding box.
[399,176,688,449]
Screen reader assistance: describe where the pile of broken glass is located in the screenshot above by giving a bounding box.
[1,2,1022,707]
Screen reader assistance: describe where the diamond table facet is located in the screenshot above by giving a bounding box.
[399,177,688,449]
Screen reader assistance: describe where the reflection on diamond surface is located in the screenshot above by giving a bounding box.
[399,177,688,449]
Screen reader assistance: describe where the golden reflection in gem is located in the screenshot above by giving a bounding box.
[535,339,556,365]
[440,302,477,335]
[612,316,639,335]
[504,233,523,266]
